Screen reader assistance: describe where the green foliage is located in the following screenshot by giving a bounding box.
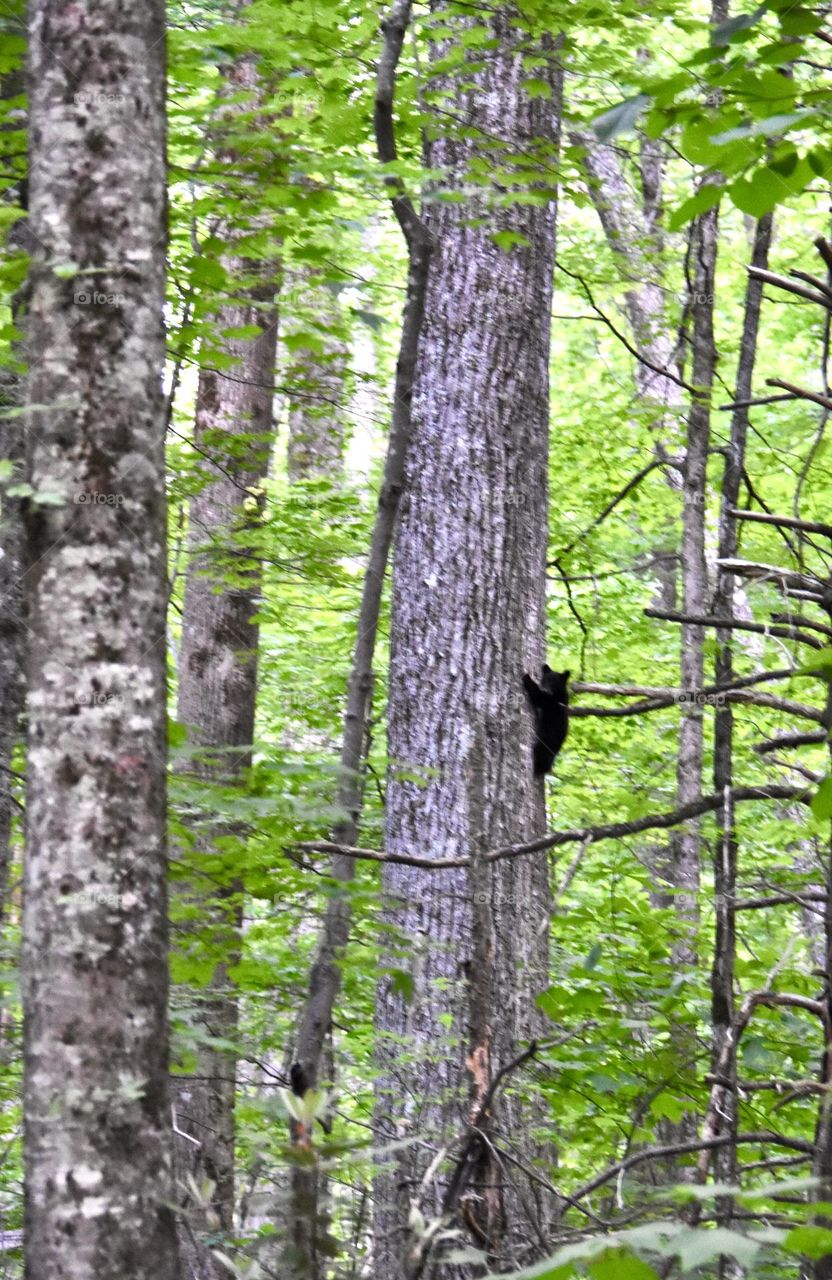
[3,0,832,1273]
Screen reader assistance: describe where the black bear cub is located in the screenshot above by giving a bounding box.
[523,665,570,776]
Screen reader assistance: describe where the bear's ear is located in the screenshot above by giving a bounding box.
[542,663,552,675]
[561,669,571,680]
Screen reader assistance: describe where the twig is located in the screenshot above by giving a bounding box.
[556,261,699,395]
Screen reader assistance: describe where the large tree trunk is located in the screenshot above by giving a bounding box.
[171,56,279,1280]
[22,2,179,1277]
[374,9,561,1276]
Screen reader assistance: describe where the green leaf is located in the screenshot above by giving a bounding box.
[712,5,767,47]
[650,1093,686,1123]
[389,968,415,1002]
[727,156,810,217]
[711,112,809,144]
[784,1225,832,1259]
[780,6,823,36]
[491,230,531,251]
[796,649,832,679]
[673,1225,762,1269]
[589,1250,659,1280]
[668,183,722,230]
[523,77,552,100]
[812,778,832,821]
[592,95,650,142]
[711,5,762,45]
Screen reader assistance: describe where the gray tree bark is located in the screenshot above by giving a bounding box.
[22,2,179,1277]
[170,55,279,1280]
[374,8,561,1275]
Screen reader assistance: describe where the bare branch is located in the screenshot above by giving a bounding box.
[754,730,828,756]
[717,558,826,596]
[729,508,832,539]
[767,377,832,414]
[571,669,799,719]
[570,1131,814,1203]
[748,265,832,310]
[553,457,675,560]
[645,607,827,652]
[734,891,826,912]
[294,785,808,870]
[556,261,698,395]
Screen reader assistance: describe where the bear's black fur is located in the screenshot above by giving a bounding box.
[522,665,570,776]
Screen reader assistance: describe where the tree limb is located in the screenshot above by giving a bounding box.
[294,785,808,870]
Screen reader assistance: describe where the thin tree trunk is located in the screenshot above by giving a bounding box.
[171,54,279,1280]
[22,2,179,1276]
[814,687,832,1280]
[374,8,561,1275]
[278,277,348,1273]
[810,232,832,1280]
[0,61,27,921]
[710,215,772,1247]
[0,302,25,919]
[283,6,432,1274]
[670,197,721,964]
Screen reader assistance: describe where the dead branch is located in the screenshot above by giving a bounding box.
[734,890,826,912]
[716,558,827,597]
[771,613,832,638]
[294,784,808,870]
[570,1131,814,1203]
[554,457,675,560]
[645,607,826,651]
[767,377,832,414]
[754,730,828,755]
[727,506,829,537]
[748,265,832,310]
